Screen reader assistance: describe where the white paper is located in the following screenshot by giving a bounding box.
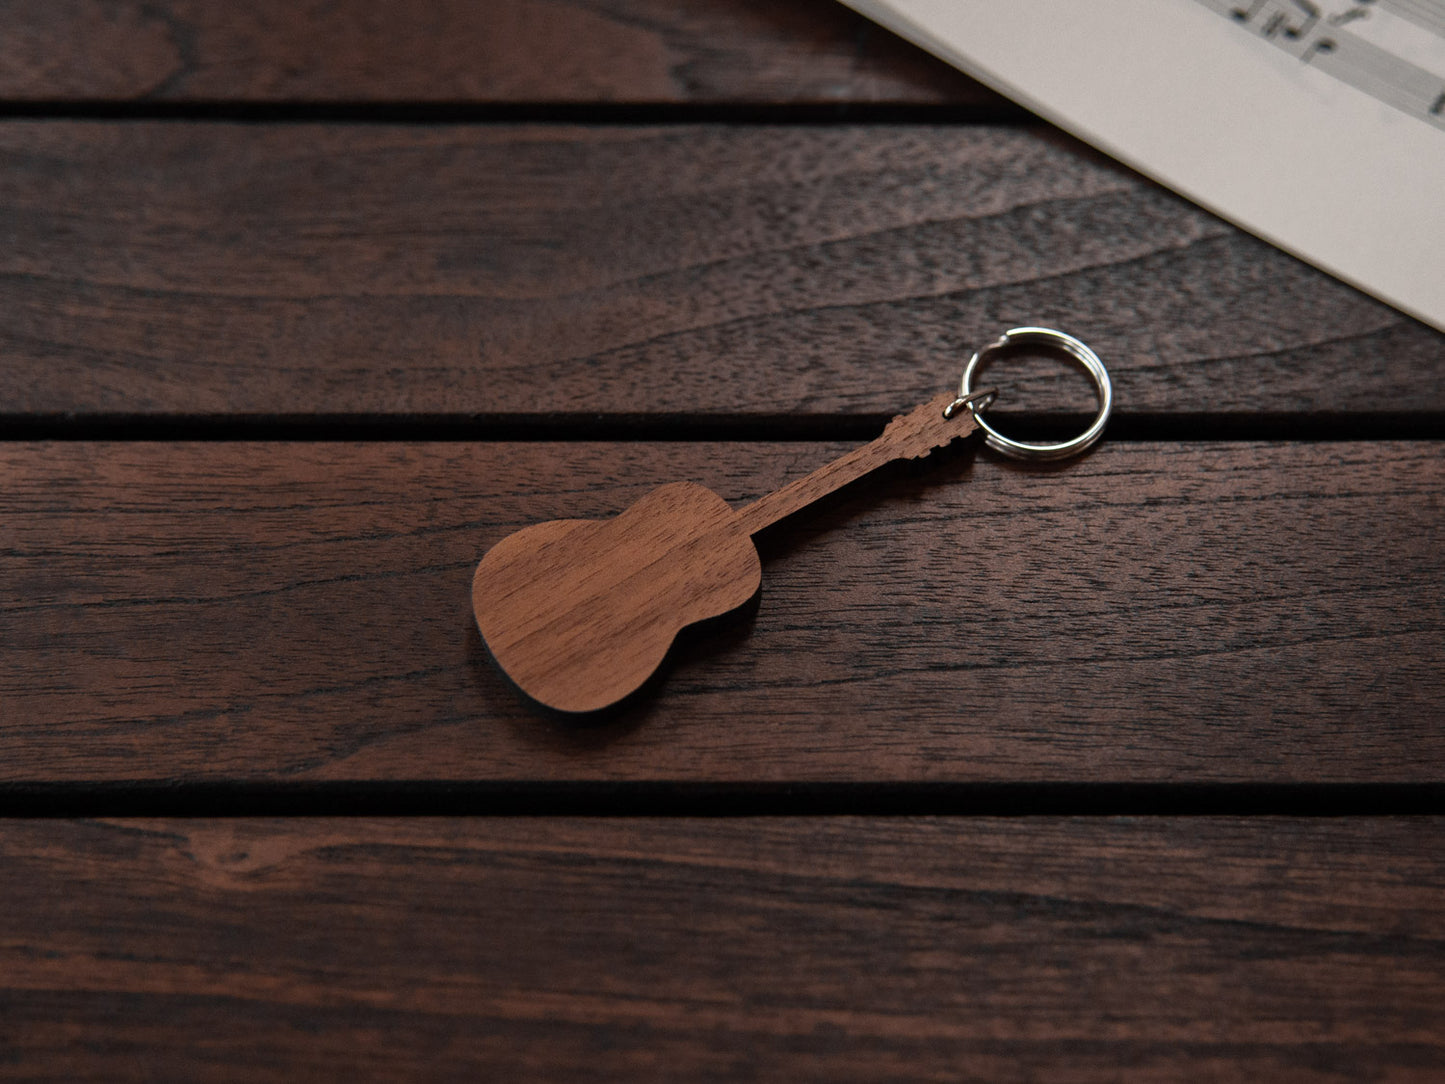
[843,0,1445,332]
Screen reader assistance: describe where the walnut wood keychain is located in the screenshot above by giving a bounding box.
[473,328,1112,713]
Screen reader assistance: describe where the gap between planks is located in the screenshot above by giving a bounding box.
[4,412,1444,443]
[0,101,1031,125]
[3,782,1445,819]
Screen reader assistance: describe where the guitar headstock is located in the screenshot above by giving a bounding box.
[877,390,983,462]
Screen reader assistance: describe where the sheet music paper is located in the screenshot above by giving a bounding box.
[842,0,1445,332]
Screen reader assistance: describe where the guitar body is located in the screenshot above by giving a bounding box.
[472,482,762,713]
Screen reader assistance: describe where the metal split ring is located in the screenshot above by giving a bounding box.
[960,327,1113,461]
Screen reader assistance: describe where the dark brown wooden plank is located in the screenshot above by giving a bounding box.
[4,816,1443,1080]
[0,0,989,105]
[1,122,1438,419]
[3,439,1440,783]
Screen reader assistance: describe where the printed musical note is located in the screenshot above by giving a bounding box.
[1329,6,1372,26]
[1285,0,1322,38]
[1195,0,1445,130]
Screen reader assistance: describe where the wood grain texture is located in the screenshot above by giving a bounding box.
[3,439,1440,783]
[4,1,1436,1074]
[4,816,1444,1080]
[475,481,764,713]
[0,0,990,104]
[1,123,1438,418]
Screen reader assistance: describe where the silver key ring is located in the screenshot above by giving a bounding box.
[960,327,1113,461]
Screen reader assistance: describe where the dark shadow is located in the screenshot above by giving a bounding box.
[467,578,763,751]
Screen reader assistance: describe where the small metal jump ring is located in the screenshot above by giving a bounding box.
[961,327,1112,461]
[942,387,997,420]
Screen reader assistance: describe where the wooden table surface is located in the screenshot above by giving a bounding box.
[3,2,1443,1078]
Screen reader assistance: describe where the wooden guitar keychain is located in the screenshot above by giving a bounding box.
[473,327,1113,713]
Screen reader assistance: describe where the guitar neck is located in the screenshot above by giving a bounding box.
[735,439,896,536]
[735,392,977,535]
